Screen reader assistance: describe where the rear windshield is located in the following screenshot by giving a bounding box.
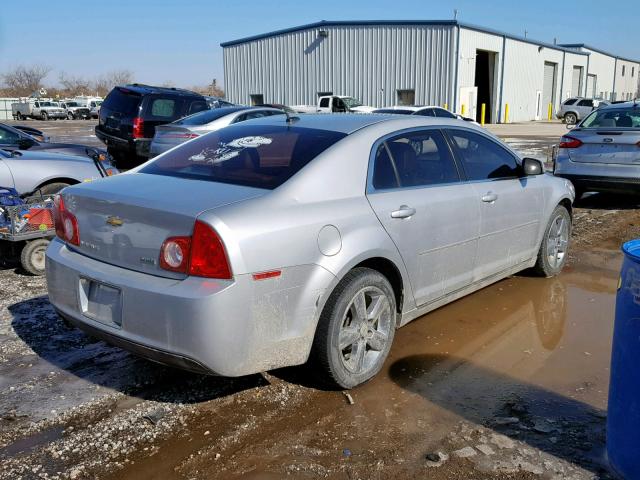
[174,107,246,126]
[581,107,640,128]
[103,88,142,115]
[140,124,347,189]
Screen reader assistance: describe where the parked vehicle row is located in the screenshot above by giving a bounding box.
[556,97,610,124]
[293,95,376,113]
[12,99,66,121]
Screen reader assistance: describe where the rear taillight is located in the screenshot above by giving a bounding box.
[53,196,80,246]
[159,221,232,279]
[559,136,583,148]
[132,117,144,139]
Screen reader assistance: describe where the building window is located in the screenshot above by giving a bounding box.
[396,89,415,106]
[249,94,264,105]
[622,65,626,76]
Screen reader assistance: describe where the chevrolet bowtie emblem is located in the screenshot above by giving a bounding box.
[106,216,124,227]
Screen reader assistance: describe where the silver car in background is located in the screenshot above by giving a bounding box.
[149,106,284,157]
[46,114,574,389]
[554,101,640,197]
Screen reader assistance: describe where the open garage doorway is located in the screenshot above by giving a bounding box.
[474,50,497,123]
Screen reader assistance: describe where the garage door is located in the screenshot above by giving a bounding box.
[571,66,583,97]
[586,75,596,98]
[542,62,557,114]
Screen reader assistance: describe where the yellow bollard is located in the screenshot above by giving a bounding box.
[481,103,486,126]
[547,103,553,121]
[461,104,466,116]
[443,103,448,110]
[504,103,510,124]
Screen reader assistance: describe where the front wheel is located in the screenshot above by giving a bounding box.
[310,267,397,389]
[531,205,571,277]
[564,112,577,125]
[41,112,48,121]
[67,112,75,120]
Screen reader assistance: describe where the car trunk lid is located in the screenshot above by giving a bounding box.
[566,129,640,165]
[62,174,266,278]
[150,125,199,157]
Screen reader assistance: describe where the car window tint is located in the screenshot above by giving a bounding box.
[582,107,640,128]
[563,99,577,106]
[414,108,436,117]
[0,126,21,144]
[433,108,456,118]
[319,98,330,108]
[373,130,460,189]
[188,100,208,115]
[141,124,347,190]
[150,99,176,117]
[102,89,142,115]
[448,129,519,181]
[578,99,593,107]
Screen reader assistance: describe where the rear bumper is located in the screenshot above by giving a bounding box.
[554,152,640,194]
[45,238,333,376]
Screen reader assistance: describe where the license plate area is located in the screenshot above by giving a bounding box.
[78,278,122,328]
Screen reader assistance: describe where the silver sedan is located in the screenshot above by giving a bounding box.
[554,101,640,198]
[149,106,285,157]
[46,114,574,388]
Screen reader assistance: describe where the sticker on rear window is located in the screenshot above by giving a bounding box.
[189,136,272,164]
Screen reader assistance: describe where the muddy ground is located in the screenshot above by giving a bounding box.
[1,121,640,479]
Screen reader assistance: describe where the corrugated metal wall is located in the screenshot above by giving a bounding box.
[223,24,456,108]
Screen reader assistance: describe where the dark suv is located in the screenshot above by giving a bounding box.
[95,84,209,166]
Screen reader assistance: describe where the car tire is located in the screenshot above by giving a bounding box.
[16,113,24,120]
[564,112,577,124]
[531,205,571,277]
[310,267,397,389]
[20,239,49,276]
[37,182,71,196]
[67,112,75,120]
[41,112,48,121]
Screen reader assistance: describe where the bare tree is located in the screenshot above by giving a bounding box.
[58,72,92,96]
[93,69,134,96]
[1,65,52,96]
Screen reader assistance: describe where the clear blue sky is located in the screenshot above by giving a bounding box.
[1,0,638,89]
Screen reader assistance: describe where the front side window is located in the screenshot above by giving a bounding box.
[140,124,347,190]
[447,129,520,181]
[581,107,640,128]
[319,98,330,108]
[372,130,460,190]
[188,100,208,115]
[0,126,21,144]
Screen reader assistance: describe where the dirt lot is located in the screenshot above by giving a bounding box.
[1,120,639,479]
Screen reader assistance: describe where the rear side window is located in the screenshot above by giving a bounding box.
[372,130,460,189]
[319,98,330,108]
[578,99,594,107]
[140,124,347,189]
[563,98,577,106]
[102,88,142,115]
[150,99,176,117]
[447,129,519,180]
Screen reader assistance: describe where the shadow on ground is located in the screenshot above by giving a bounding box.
[575,192,640,210]
[9,295,267,405]
[389,353,611,476]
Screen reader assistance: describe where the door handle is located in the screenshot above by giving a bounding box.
[481,192,498,203]
[391,205,416,219]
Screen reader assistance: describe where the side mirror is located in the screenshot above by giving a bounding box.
[522,157,544,176]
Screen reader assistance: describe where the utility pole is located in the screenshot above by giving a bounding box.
[453,9,458,20]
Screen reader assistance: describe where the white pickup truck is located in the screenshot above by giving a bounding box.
[292,95,375,114]
[11,100,66,120]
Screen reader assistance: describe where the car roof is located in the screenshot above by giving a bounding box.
[239,112,471,134]
[116,84,204,97]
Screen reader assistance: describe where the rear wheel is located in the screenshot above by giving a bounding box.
[20,239,49,276]
[67,112,75,120]
[532,205,571,277]
[564,112,577,125]
[41,112,48,121]
[311,268,397,389]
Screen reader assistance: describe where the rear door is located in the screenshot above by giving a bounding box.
[576,99,594,119]
[569,107,640,165]
[366,128,479,306]
[445,128,543,280]
[99,88,143,140]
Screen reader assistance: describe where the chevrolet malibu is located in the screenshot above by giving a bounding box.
[46,114,574,388]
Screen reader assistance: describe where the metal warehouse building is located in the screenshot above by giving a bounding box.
[221,20,640,123]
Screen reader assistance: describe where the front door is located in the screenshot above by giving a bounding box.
[445,128,543,280]
[366,128,480,306]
